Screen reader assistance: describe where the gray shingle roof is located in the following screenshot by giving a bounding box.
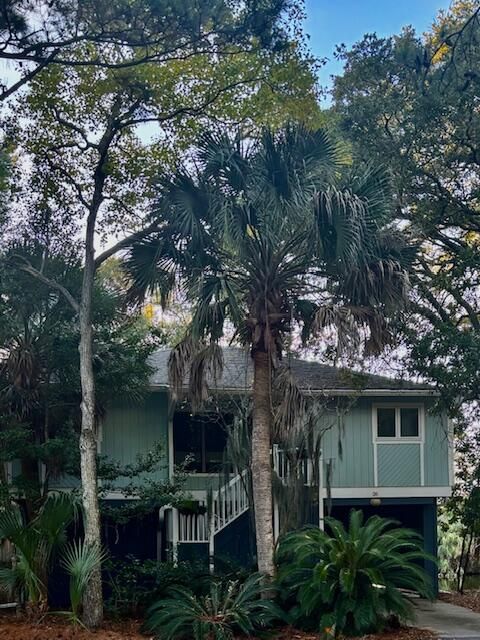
[148,347,434,394]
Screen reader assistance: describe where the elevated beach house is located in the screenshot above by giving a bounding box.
[61,347,453,589]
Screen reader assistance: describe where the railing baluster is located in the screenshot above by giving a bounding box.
[177,471,250,543]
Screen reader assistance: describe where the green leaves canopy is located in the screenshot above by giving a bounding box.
[126,124,414,388]
[331,1,480,408]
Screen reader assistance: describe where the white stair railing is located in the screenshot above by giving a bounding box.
[211,469,249,534]
[273,444,315,486]
[176,470,249,544]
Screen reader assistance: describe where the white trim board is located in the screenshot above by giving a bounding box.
[100,486,452,502]
[326,486,452,499]
[168,417,174,480]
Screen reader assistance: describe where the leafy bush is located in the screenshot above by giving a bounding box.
[276,510,433,637]
[438,507,463,589]
[144,572,283,640]
[105,556,211,616]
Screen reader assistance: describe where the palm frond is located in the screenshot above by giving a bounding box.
[124,235,178,305]
[145,572,282,640]
[167,334,199,402]
[272,364,306,441]
[276,510,434,635]
[188,343,224,412]
[123,121,414,417]
[35,492,79,553]
[61,540,107,621]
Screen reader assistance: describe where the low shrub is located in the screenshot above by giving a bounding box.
[144,572,283,640]
[105,556,211,616]
[276,509,434,637]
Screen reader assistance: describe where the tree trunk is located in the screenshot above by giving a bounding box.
[460,530,474,594]
[251,349,275,577]
[457,532,467,592]
[78,226,103,627]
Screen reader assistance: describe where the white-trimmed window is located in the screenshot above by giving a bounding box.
[374,405,423,441]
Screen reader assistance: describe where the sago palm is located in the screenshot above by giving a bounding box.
[276,510,433,636]
[125,123,414,577]
[144,572,282,640]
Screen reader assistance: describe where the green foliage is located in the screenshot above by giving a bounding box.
[0,246,163,507]
[6,5,320,253]
[0,493,78,610]
[444,423,480,591]
[126,123,414,385]
[437,506,463,587]
[61,540,107,624]
[105,556,211,616]
[144,572,283,640]
[332,1,480,407]
[0,0,312,102]
[276,510,433,636]
[98,442,187,525]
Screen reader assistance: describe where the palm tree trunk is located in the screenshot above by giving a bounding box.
[251,349,275,577]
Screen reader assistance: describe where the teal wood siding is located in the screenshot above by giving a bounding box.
[320,400,374,488]
[377,444,421,486]
[184,475,221,492]
[49,473,81,489]
[318,397,450,489]
[424,411,450,486]
[101,392,169,488]
[50,392,450,493]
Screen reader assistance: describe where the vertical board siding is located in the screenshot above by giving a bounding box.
[184,475,221,492]
[48,392,450,493]
[377,444,421,486]
[319,397,450,490]
[319,400,374,488]
[424,411,450,486]
[102,392,169,488]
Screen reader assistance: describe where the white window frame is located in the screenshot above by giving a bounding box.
[373,404,425,443]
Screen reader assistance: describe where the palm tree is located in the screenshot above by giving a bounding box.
[125,124,414,578]
[0,493,78,614]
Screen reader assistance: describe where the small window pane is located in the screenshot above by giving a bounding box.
[377,408,396,437]
[401,408,419,437]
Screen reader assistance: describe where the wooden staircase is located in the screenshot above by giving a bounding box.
[174,470,250,561]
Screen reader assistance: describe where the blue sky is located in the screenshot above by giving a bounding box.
[304,0,451,89]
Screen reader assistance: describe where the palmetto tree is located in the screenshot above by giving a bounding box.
[125,124,414,577]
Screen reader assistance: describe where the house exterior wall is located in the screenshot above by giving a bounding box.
[320,396,450,493]
[87,391,451,496]
[100,392,169,488]
[47,391,450,493]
